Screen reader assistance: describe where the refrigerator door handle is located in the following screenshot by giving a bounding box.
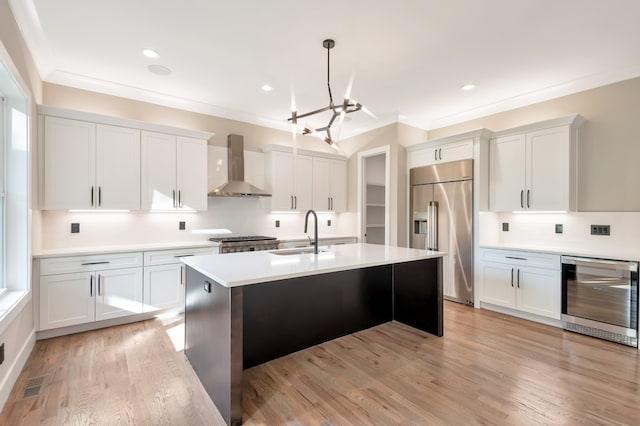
[429,201,439,250]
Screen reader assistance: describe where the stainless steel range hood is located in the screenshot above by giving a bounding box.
[208,134,272,197]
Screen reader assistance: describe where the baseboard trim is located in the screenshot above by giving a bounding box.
[0,328,36,410]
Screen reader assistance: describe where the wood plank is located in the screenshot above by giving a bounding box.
[1,302,639,424]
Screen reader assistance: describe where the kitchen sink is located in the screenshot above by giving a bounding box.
[269,247,331,256]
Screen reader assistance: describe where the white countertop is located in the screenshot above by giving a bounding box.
[182,243,446,287]
[277,234,357,242]
[480,243,640,262]
[33,241,217,258]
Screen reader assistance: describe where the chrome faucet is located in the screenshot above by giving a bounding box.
[304,209,319,254]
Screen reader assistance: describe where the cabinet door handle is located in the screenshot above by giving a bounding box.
[526,190,530,208]
[91,186,94,207]
[510,268,514,287]
[98,187,102,207]
[204,281,212,293]
[517,269,520,288]
[90,275,94,296]
[294,196,297,210]
[439,148,442,161]
[435,149,438,161]
[291,195,294,210]
[520,190,524,208]
[328,197,331,210]
[81,261,110,266]
[178,190,182,208]
[174,254,194,258]
[98,274,102,296]
[180,265,185,286]
[172,190,176,208]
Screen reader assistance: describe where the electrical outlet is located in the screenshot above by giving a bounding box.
[502,222,509,232]
[275,220,280,228]
[71,223,80,234]
[327,219,332,227]
[179,221,186,230]
[591,225,610,236]
[555,224,563,234]
[0,343,4,365]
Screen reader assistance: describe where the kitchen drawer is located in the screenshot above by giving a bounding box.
[479,248,560,270]
[144,247,217,266]
[40,252,143,275]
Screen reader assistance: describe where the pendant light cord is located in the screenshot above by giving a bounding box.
[327,43,334,107]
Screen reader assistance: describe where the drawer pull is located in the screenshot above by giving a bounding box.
[174,254,195,258]
[81,261,111,266]
[505,256,527,261]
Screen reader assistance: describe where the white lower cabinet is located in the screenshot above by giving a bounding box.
[143,247,216,312]
[39,264,143,330]
[38,247,217,333]
[479,249,561,320]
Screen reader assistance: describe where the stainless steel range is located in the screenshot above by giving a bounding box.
[209,236,280,253]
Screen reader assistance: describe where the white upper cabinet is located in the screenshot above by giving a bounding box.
[44,116,96,210]
[407,139,473,169]
[43,117,140,210]
[141,132,207,211]
[40,106,213,212]
[177,136,208,211]
[312,157,347,212]
[96,124,141,209]
[489,115,583,212]
[264,146,333,213]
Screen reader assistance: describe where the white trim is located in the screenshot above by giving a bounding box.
[357,146,391,245]
[261,144,347,160]
[0,328,35,410]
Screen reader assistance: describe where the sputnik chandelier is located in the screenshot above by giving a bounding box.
[287,38,374,146]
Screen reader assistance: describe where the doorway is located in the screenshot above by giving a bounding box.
[357,146,390,245]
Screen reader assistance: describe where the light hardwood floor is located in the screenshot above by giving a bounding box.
[2,302,639,425]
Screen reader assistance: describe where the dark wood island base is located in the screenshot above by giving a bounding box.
[185,257,442,426]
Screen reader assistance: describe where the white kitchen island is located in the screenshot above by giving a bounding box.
[182,243,446,426]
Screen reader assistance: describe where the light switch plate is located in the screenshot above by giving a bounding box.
[555,224,563,234]
[71,223,80,233]
[502,222,509,232]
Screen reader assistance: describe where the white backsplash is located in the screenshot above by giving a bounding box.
[483,211,640,256]
[39,197,357,250]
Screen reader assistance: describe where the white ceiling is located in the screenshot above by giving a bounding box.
[10,0,640,139]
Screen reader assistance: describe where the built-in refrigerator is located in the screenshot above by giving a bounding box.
[410,159,473,305]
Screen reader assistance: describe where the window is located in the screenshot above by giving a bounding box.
[0,42,31,331]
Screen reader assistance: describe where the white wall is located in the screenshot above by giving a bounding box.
[483,211,640,258]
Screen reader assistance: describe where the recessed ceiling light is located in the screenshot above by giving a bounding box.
[461,83,476,91]
[148,64,171,76]
[142,48,160,59]
[261,84,273,92]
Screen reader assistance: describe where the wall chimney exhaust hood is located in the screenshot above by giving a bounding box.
[208,134,272,197]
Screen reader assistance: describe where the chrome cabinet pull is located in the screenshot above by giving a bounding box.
[520,190,524,208]
[435,149,438,161]
[439,148,442,160]
[91,186,94,207]
[294,196,297,210]
[90,275,94,296]
[291,195,294,210]
[517,269,520,288]
[505,256,527,261]
[81,261,110,266]
[178,190,182,208]
[180,265,185,286]
[173,190,176,208]
[511,268,514,287]
[328,197,331,210]
[98,274,102,296]
[98,187,102,207]
[526,190,530,208]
